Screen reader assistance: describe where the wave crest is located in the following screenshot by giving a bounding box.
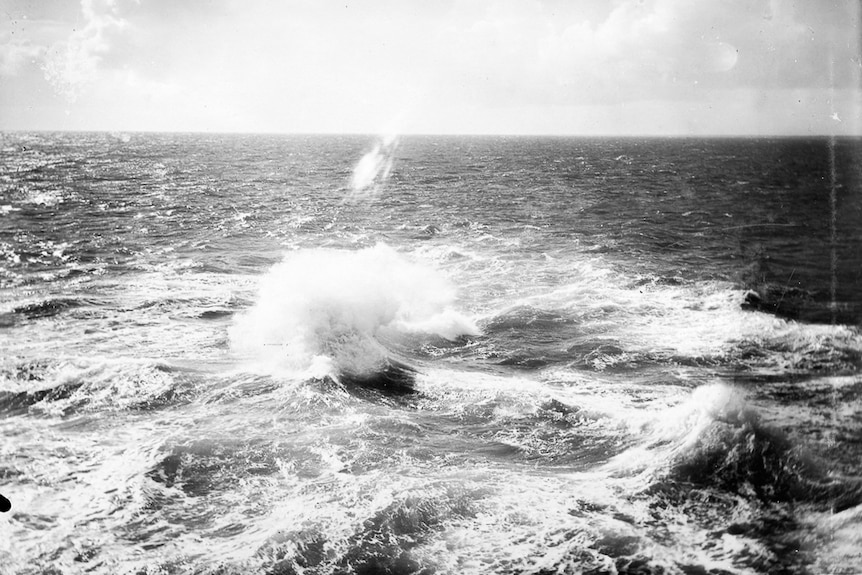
[230,244,479,378]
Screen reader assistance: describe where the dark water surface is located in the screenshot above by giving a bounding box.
[1,132,861,574]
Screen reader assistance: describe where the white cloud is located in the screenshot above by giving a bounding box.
[438,0,852,107]
[0,41,45,76]
[41,0,128,102]
[0,0,859,134]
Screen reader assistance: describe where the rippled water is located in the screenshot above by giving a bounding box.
[1,132,861,574]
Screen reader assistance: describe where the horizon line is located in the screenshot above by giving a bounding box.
[1,128,860,139]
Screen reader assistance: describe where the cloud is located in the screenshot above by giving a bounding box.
[41,0,128,102]
[0,41,45,76]
[0,0,859,134]
[432,0,860,110]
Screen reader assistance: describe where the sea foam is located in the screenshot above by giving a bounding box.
[230,244,479,378]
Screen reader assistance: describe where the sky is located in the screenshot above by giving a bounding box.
[0,0,860,136]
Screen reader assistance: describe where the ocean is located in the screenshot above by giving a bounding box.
[1,132,861,575]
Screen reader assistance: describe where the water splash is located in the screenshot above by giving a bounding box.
[347,135,399,199]
[229,244,479,378]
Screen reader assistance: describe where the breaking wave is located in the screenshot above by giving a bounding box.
[230,244,479,380]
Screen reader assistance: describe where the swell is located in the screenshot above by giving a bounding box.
[10,297,103,320]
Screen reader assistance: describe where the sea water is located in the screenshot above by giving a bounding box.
[1,132,861,574]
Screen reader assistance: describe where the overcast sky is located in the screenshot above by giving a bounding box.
[1,0,860,135]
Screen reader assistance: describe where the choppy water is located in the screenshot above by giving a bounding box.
[1,132,861,575]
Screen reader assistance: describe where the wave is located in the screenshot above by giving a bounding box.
[612,384,862,509]
[10,297,98,320]
[411,367,644,468]
[0,357,192,415]
[230,244,479,382]
[458,266,862,374]
[595,383,862,573]
[261,484,481,575]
